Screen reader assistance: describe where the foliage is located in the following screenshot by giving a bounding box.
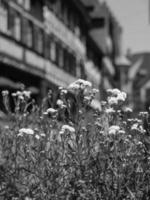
[0,79,150,200]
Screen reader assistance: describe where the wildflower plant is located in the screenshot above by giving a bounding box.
[0,79,150,199]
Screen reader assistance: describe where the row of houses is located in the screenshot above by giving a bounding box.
[0,0,123,108]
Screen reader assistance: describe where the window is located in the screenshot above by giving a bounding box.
[0,1,8,33]
[17,0,23,6]
[14,12,21,41]
[62,4,69,26]
[24,0,31,11]
[26,21,33,48]
[59,46,64,68]
[74,14,81,38]
[56,43,64,68]
[8,8,15,36]
[49,0,56,11]
[16,0,30,10]
[69,12,75,32]
[8,9,21,40]
[36,29,44,54]
[54,0,60,15]
[44,34,50,59]
[67,53,76,75]
[76,60,84,78]
[71,55,76,76]
[50,38,56,62]
[64,49,69,72]
[33,27,43,54]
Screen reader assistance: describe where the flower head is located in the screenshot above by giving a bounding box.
[18,128,34,136]
[109,125,120,135]
[107,88,127,105]
[23,91,31,99]
[60,125,75,135]
[2,90,9,96]
[57,99,66,109]
[46,108,57,115]
[105,107,115,114]
[68,79,92,94]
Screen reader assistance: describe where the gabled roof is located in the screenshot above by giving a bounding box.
[130,52,150,87]
[81,0,108,19]
[71,0,92,26]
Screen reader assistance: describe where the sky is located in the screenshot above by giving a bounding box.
[102,0,150,54]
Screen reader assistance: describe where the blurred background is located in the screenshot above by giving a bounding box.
[0,0,149,113]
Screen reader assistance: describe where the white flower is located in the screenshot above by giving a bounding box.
[57,99,66,108]
[18,128,34,136]
[131,123,145,133]
[92,88,99,94]
[12,93,17,97]
[16,91,22,96]
[60,125,75,135]
[68,79,92,93]
[118,130,125,134]
[107,89,127,105]
[124,107,133,113]
[25,197,32,200]
[23,91,31,98]
[46,108,57,115]
[108,97,118,105]
[35,134,40,140]
[111,88,121,96]
[116,92,126,102]
[2,90,9,96]
[40,133,46,137]
[107,88,120,96]
[76,79,92,87]
[68,83,80,91]
[139,111,148,117]
[4,125,9,129]
[57,99,64,106]
[83,96,92,104]
[18,95,24,100]
[105,107,115,114]
[109,125,120,135]
[131,123,138,130]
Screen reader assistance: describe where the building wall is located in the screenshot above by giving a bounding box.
[0,0,122,108]
[0,0,89,96]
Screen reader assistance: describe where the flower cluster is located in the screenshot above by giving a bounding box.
[18,128,34,136]
[12,90,31,100]
[56,99,66,109]
[108,125,120,135]
[68,79,92,94]
[59,124,75,135]
[1,79,150,199]
[107,88,127,105]
[43,108,58,118]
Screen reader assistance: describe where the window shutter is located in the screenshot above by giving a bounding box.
[24,0,30,10]
[44,34,50,59]
[50,39,56,62]
[14,13,21,41]
[21,17,27,43]
[8,8,15,36]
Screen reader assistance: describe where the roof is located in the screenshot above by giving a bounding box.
[80,0,98,8]
[115,55,131,66]
[81,0,108,18]
[130,52,150,87]
[71,0,92,26]
[89,28,108,54]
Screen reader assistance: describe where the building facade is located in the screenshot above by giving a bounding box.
[0,0,122,108]
[83,0,123,99]
[128,53,150,112]
[0,0,89,96]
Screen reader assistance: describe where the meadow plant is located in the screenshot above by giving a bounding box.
[0,79,150,199]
